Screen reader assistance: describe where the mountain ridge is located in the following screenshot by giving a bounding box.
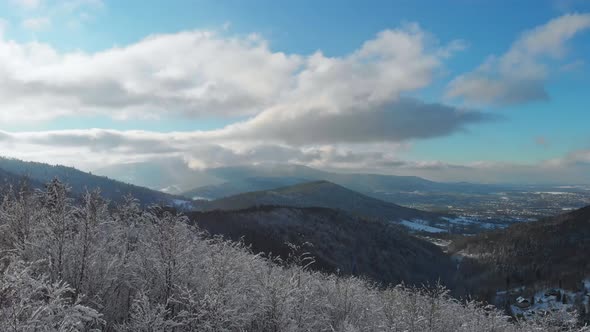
[450,204,590,298]
[0,157,184,205]
[94,160,500,198]
[193,179,443,222]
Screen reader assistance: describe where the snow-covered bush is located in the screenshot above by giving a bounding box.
[0,259,103,331]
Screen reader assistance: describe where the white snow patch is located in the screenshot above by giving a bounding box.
[510,286,586,321]
[533,191,573,195]
[443,216,473,225]
[399,220,446,233]
[161,185,183,194]
[442,216,501,230]
[192,196,212,201]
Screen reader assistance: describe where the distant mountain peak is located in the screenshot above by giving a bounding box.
[194,180,440,222]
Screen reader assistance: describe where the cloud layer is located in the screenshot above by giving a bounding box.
[0,24,458,124]
[0,23,494,171]
[0,13,588,184]
[447,13,590,106]
[221,98,492,145]
[0,31,301,122]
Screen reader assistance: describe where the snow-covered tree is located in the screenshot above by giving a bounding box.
[0,259,103,331]
[0,179,587,331]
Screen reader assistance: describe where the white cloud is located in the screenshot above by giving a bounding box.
[2,127,589,184]
[0,24,467,124]
[362,157,590,184]
[21,16,51,30]
[11,0,104,32]
[447,13,590,106]
[545,148,590,167]
[0,124,454,173]
[0,129,401,171]
[218,98,491,145]
[12,0,42,9]
[0,30,302,123]
[0,15,586,183]
[0,24,486,143]
[0,23,491,176]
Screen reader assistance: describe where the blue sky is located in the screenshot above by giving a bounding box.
[0,0,590,183]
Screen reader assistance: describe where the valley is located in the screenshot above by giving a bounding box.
[96,161,590,230]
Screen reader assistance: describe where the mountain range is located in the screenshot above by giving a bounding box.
[0,156,455,287]
[0,167,36,188]
[193,180,442,222]
[4,155,590,311]
[94,160,503,200]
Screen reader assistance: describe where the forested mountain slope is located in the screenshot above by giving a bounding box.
[0,167,28,186]
[194,180,441,222]
[451,205,590,297]
[181,163,499,200]
[0,157,182,205]
[187,206,454,286]
[183,176,308,200]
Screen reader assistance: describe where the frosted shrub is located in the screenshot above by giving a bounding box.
[0,260,103,331]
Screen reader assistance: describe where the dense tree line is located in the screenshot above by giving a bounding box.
[450,206,590,305]
[0,180,586,331]
[186,206,455,287]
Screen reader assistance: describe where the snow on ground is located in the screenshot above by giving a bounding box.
[424,237,451,248]
[444,216,490,227]
[509,285,590,321]
[533,191,574,195]
[192,196,212,201]
[399,216,505,235]
[443,216,502,230]
[442,216,473,225]
[399,220,446,233]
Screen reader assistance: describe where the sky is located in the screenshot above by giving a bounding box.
[0,0,590,184]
